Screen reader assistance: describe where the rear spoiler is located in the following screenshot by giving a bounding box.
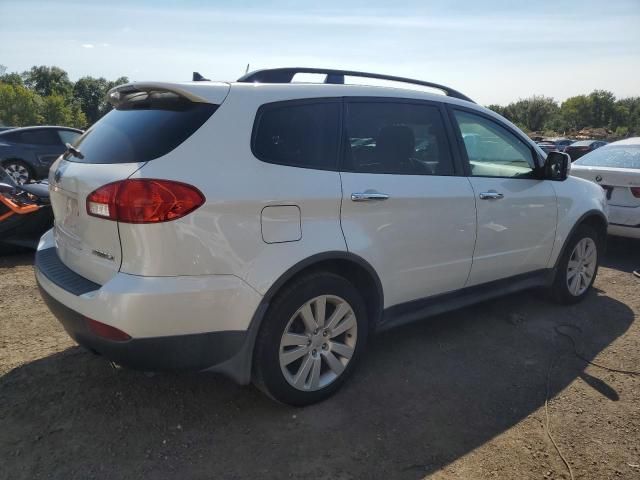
[106,82,230,107]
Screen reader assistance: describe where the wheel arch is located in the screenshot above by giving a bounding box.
[553,209,608,270]
[207,251,384,385]
[260,251,384,329]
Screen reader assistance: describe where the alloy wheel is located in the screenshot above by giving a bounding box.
[4,163,30,184]
[279,295,358,391]
[566,237,597,296]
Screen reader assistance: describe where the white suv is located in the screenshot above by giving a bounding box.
[35,68,608,405]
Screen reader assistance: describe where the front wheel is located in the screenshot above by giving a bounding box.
[253,272,368,406]
[3,160,32,184]
[551,225,600,304]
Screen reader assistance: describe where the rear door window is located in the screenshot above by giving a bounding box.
[12,129,61,145]
[252,101,341,170]
[67,92,218,164]
[343,101,454,175]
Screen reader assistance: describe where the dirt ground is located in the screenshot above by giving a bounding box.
[1,238,639,480]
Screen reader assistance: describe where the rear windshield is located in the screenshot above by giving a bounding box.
[574,145,640,169]
[66,93,217,164]
[570,140,593,147]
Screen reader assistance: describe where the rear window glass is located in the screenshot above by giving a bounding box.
[570,140,593,147]
[574,145,640,169]
[66,94,217,164]
[253,101,340,170]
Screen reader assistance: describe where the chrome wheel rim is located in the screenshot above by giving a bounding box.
[5,163,29,184]
[567,237,597,296]
[279,295,357,392]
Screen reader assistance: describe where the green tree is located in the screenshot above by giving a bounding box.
[22,65,73,99]
[560,95,592,130]
[0,72,24,87]
[588,90,616,128]
[74,75,129,123]
[0,83,43,126]
[487,96,558,132]
[73,76,110,124]
[40,94,86,128]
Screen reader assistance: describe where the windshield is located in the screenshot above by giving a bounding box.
[574,145,640,169]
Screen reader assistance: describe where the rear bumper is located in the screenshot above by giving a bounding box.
[38,285,246,371]
[607,205,640,239]
[35,229,263,375]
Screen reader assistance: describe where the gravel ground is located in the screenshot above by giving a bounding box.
[1,237,639,480]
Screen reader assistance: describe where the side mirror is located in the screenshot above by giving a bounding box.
[544,151,570,181]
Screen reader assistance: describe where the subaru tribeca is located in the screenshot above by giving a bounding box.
[35,68,608,405]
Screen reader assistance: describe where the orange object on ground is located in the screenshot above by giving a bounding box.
[0,194,40,215]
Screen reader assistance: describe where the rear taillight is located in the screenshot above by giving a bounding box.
[86,317,131,341]
[631,187,640,198]
[86,179,205,223]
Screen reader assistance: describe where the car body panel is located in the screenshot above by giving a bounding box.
[48,157,142,284]
[340,172,476,308]
[118,84,347,298]
[547,175,608,265]
[465,177,557,286]
[36,229,262,337]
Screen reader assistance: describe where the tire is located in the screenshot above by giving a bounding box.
[550,225,600,304]
[3,160,32,184]
[253,272,368,406]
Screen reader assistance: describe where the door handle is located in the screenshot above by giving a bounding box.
[351,192,390,202]
[479,191,504,200]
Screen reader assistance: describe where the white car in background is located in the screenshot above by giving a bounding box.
[35,68,608,405]
[571,137,640,239]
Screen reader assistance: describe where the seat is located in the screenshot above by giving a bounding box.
[375,125,416,173]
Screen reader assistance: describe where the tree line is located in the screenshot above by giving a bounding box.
[0,65,128,129]
[487,91,640,138]
[1,65,639,138]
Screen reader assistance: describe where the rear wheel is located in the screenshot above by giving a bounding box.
[3,160,32,184]
[253,272,368,406]
[551,225,600,304]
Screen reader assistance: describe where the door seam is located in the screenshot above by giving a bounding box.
[463,176,479,288]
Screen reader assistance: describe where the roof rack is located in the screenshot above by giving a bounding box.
[237,67,474,103]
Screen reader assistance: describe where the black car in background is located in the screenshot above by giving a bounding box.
[536,138,575,154]
[0,126,82,184]
[565,139,608,161]
[0,167,52,253]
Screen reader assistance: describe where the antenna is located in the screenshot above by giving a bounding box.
[245,64,250,75]
[192,72,210,82]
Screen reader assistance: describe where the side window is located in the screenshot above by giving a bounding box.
[17,129,61,146]
[253,102,340,170]
[1,131,21,143]
[58,130,81,145]
[343,101,454,175]
[453,110,535,178]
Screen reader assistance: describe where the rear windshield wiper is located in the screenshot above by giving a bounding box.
[65,143,84,159]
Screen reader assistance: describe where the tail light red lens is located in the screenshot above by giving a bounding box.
[86,179,205,223]
[631,187,640,198]
[86,317,131,341]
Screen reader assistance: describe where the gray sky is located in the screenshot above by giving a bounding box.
[1,0,638,105]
